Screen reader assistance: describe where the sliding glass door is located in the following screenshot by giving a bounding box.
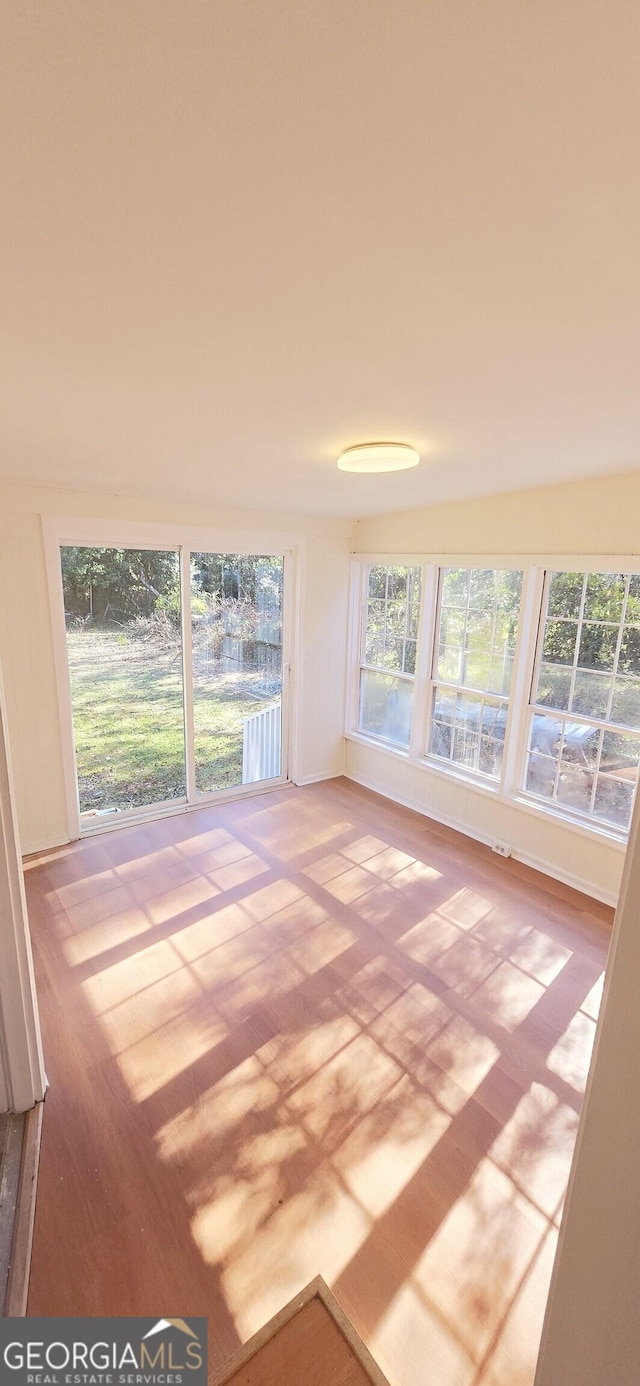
[61,546,186,818]
[191,553,284,792]
[59,543,287,825]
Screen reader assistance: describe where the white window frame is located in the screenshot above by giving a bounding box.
[346,552,640,846]
[423,563,526,790]
[520,567,640,834]
[348,557,426,755]
[43,515,299,841]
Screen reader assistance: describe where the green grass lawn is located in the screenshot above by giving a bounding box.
[66,626,271,813]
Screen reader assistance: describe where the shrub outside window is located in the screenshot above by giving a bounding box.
[525,571,640,830]
[428,567,523,781]
[358,564,422,749]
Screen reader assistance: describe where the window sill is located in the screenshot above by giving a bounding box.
[345,729,411,761]
[344,731,628,850]
[511,792,628,850]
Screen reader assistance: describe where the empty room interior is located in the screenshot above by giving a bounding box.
[2,4,640,1384]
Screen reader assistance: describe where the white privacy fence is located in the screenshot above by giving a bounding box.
[242,701,282,783]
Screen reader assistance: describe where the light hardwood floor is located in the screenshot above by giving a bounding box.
[25,779,612,1385]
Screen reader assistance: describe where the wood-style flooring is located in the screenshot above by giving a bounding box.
[25,779,612,1385]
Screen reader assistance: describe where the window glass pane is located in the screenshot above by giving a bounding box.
[437,640,462,685]
[597,729,640,828]
[442,568,469,606]
[440,608,466,645]
[404,640,417,676]
[525,713,600,812]
[360,670,413,748]
[386,600,407,634]
[407,600,420,639]
[429,567,522,782]
[593,776,636,829]
[383,636,405,672]
[386,567,407,600]
[534,663,572,711]
[365,628,384,668]
[555,762,594,815]
[367,566,387,599]
[576,623,618,671]
[61,546,186,814]
[489,655,514,697]
[618,627,640,674]
[611,677,640,727]
[430,689,506,780]
[469,569,498,607]
[542,620,578,666]
[191,553,283,792]
[626,575,640,625]
[584,572,626,622]
[361,565,422,679]
[465,609,493,644]
[437,567,522,698]
[570,670,611,720]
[464,653,491,690]
[547,571,585,619]
[528,569,640,831]
[601,729,640,771]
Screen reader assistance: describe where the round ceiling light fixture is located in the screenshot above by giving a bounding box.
[336,442,420,473]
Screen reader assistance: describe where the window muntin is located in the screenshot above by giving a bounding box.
[428,567,523,780]
[525,571,640,830]
[358,565,422,748]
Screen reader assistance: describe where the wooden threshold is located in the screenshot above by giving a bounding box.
[3,1102,44,1315]
[211,1275,391,1386]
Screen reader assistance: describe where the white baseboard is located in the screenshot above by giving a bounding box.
[20,832,72,860]
[294,771,341,787]
[345,769,618,908]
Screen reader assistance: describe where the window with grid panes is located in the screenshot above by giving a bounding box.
[358,564,422,749]
[428,567,523,780]
[524,571,640,830]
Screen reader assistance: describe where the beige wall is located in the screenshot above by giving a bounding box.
[0,484,351,854]
[348,469,640,904]
[355,468,640,556]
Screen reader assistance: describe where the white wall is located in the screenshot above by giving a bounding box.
[0,484,351,854]
[350,469,640,904]
[344,740,624,903]
[0,658,46,1112]
[534,782,640,1386]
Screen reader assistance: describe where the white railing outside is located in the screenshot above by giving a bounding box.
[242,701,282,784]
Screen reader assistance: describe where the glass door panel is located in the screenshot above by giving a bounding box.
[191,552,284,792]
[60,546,186,817]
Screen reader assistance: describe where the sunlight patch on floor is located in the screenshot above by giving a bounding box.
[63,904,151,965]
[546,1011,598,1092]
[115,1003,229,1101]
[333,1075,451,1218]
[472,961,546,1031]
[488,1082,579,1218]
[413,1159,548,1365]
[396,913,465,966]
[220,1165,372,1341]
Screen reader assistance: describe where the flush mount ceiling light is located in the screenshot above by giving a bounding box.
[336,442,420,473]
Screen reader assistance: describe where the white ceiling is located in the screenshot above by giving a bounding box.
[2,1,640,519]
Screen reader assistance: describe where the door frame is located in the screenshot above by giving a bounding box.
[42,515,300,841]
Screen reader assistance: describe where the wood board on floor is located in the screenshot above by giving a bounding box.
[211,1276,391,1386]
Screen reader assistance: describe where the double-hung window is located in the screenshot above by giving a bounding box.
[524,570,640,830]
[357,564,422,749]
[427,567,523,782]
